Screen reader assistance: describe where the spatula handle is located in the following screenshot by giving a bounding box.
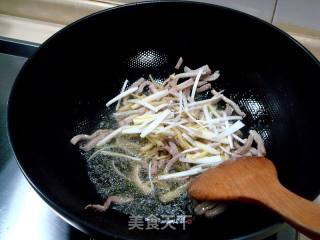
[256,182,320,239]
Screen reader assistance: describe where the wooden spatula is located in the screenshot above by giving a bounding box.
[188,157,320,239]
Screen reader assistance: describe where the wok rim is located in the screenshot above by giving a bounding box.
[7,1,320,239]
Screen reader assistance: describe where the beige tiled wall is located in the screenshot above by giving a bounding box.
[201,0,276,22]
[0,0,114,43]
[1,0,319,61]
[0,14,63,43]
[273,0,320,31]
[0,0,319,61]
[99,0,277,22]
[271,0,320,60]
[0,0,114,25]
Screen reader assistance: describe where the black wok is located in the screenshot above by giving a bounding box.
[7,1,320,239]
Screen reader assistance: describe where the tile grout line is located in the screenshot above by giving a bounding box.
[271,0,279,24]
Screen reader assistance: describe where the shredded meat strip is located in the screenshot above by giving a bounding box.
[162,75,175,86]
[203,72,219,82]
[151,160,158,175]
[70,129,111,151]
[175,57,183,70]
[163,141,181,173]
[196,83,211,93]
[130,77,145,88]
[225,104,234,116]
[175,78,194,91]
[118,114,138,126]
[121,78,145,103]
[84,195,133,212]
[164,141,179,156]
[197,80,208,87]
[163,154,182,174]
[114,108,146,119]
[211,88,246,117]
[184,66,192,72]
[235,135,254,155]
[157,159,166,169]
[193,65,211,75]
[182,65,212,75]
[79,137,104,151]
[249,130,266,156]
[168,78,179,88]
[183,88,191,97]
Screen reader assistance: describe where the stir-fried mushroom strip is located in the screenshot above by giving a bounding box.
[71,58,266,217]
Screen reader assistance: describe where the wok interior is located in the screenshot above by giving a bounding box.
[8,2,320,239]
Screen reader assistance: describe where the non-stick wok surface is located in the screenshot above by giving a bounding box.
[8,1,320,239]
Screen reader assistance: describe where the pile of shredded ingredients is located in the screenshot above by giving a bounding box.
[71,57,266,218]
